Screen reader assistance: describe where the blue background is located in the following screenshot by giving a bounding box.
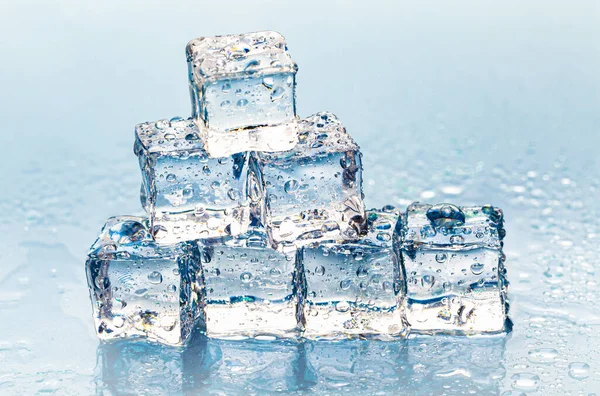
[0,0,598,394]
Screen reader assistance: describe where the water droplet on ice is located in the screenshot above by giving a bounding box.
[262,77,274,88]
[270,86,285,101]
[315,266,325,276]
[426,203,465,227]
[240,272,253,283]
[148,271,163,284]
[237,98,249,107]
[421,275,435,289]
[470,262,485,275]
[340,279,351,290]
[284,179,299,194]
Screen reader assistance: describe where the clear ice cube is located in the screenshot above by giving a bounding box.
[400,202,509,334]
[300,207,405,339]
[186,31,298,157]
[199,230,300,339]
[85,216,203,345]
[256,112,365,250]
[135,117,263,244]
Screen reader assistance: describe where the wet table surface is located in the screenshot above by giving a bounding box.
[0,0,599,394]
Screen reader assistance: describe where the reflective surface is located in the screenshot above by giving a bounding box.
[1,0,599,394]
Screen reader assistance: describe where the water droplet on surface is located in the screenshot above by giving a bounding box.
[340,279,351,290]
[148,271,163,284]
[568,362,590,379]
[335,301,350,312]
[237,99,249,107]
[166,174,176,182]
[222,83,231,93]
[511,373,540,391]
[527,348,558,364]
[220,100,231,108]
[435,253,447,263]
[315,266,325,276]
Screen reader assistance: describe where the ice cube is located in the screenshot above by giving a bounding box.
[300,207,405,339]
[400,202,510,334]
[135,117,263,244]
[85,216,203,345]
[256,112,365,250]
[186,31,298,157]
[199,230,300,339]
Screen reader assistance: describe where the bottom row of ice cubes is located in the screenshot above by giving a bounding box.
[86,207,508,346]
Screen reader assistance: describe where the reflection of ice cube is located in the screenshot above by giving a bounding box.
[398,335,507,395]
[400,203,510,334]
[304,340,404,392]
[135,118,262,243]
[256,112,365,251]
[186,31,298,157]
[196,339,309,393]
[301,208,405,339]
[85,216,202,345]
[200,230,300,339]
[96,341,185,395]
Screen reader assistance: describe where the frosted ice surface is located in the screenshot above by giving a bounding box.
[199,230,300,339]
[300,207,405,339]
[186,31,298,157]
[85,216,203,346]
[135,118,262,243]
[400,203,509,334]
[256,112,365,251]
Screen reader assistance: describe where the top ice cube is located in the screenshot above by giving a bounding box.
[186,31,298,156]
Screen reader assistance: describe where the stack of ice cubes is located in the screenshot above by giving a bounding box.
[86,31,510,346]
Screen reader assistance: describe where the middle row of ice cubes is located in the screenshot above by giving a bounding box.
[134,111,365,249]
